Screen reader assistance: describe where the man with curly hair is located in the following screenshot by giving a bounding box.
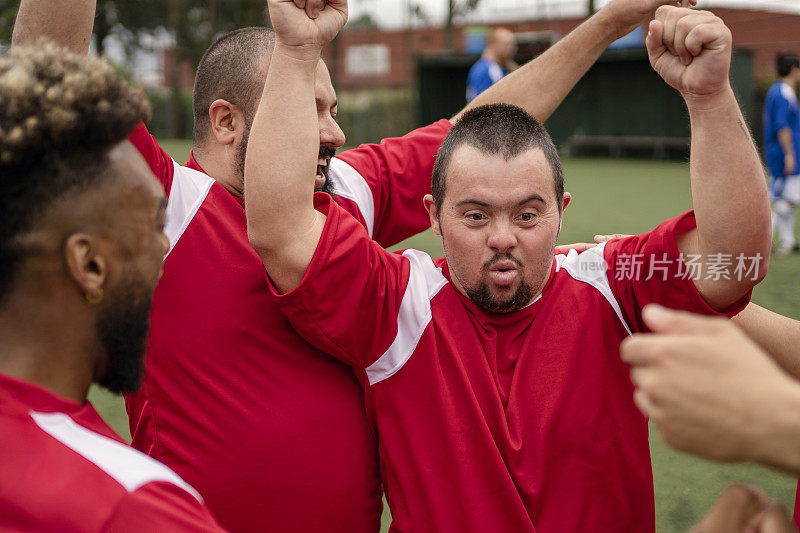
[0,43,225,532]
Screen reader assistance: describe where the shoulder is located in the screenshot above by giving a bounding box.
[30,411,203,502]
[780,83,798,103]
[162,163,218,258]
[468,58,490,76]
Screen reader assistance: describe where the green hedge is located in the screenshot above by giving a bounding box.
[145,88,194,140]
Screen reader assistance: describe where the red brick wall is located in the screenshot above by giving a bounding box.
[322,8,800,89]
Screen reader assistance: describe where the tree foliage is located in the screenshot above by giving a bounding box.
[445,0,482,51]
[0,1,268,65]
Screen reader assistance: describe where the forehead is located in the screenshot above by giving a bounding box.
[314,60,337,107]
[444,144,555,206]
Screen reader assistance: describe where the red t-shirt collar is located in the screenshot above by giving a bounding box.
[0,371,86,415]
[186,151,246,207]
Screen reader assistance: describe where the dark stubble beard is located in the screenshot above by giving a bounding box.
[95,275,154,394]
[465,253,534,313]
[317,144,337,195]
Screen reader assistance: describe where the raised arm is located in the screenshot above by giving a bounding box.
[455,0,696,123]
[245,0,347,293]
[12,0,96,54]
[647,7,770,309]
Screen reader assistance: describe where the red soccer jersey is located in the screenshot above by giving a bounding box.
[124,120,450,532]
[270,194,750,532]
[0,372,223,532]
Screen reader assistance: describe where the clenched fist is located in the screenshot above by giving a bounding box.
[268,0,348,57]
[646,6,732,100]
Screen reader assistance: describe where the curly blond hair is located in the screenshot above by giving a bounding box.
[0,41,151,300]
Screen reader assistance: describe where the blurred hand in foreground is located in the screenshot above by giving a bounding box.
[621,305,800,474]
[690,484,794,533]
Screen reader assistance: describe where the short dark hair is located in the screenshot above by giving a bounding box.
[777,54,800,78]
[431,103,564,213]
[192,27,275,144]
[0,42,150,302]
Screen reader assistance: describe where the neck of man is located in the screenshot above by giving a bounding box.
[483,49,503,65]
[192,143,245,200]
[781,75,799,90]
[0,281,96,404]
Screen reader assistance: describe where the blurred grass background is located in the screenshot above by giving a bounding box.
[92,144,800,531]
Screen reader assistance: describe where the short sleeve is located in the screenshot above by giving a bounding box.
[104,482,224,532]
[604,211,751,333]
[772,92,793,134]
[268,193,412,371]
[330,120,451,248]
[128,122,175,194]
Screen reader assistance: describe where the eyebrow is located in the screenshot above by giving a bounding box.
[455,194,547,208]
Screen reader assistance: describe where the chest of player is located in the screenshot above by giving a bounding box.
[365,279,652,531]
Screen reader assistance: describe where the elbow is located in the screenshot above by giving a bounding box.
[754,248,770,285]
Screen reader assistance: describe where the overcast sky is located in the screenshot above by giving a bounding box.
[348,0,800,29]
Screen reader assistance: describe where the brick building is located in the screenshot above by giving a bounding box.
[321,7,800,90]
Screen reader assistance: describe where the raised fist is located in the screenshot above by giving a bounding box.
[646,6,732,99]
[267,0,348,54]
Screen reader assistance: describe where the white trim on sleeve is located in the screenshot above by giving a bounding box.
[365,249,448,385]
[163,160,214,259]
[328,157,376,238]
[31,411,203,502]
[555,243,633,336]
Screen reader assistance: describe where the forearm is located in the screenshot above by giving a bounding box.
[245,44,322,291]
[779,127,795,158]
[734,304,800,380]
[749,379,800,476]
[12,0,96,54]
[456,9,619,123]
[685,88,771,298]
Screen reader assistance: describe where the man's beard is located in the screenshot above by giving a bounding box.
[464,253,534,313]
[95,276,153,394]
[237,127,337,196]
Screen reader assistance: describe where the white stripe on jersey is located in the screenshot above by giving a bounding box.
[31,411,203,502]
[164,160,215,258]
[555,243,633,335]
[366,250,448,385]
[781,82,799,108]
[328,157,376,238]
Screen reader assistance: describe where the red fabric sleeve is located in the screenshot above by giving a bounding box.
[604,211,752,333]
[104,482,225,532]
[334,119,451,248]
[268,193,410,370]
[128,122,175,195]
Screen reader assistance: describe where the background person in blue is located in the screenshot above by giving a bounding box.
[764,53,800,254]
[466,27,518,102]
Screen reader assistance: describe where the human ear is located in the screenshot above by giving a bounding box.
[423,195,441,236]
[64,234,108,302]
[208,99,243,147]
[558,192,572,233]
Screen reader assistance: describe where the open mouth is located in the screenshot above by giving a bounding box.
[487,260,520,287]
[316,157,330,188]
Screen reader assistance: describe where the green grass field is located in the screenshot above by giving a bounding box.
[90,144,800,532]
